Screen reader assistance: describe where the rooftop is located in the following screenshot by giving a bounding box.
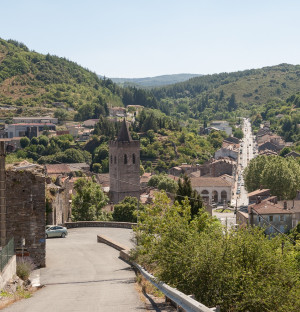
[247,189,271,197]
[117,119,132,142]
[45,164,71,175]
[249,199,292,215]
[190,176,232,187]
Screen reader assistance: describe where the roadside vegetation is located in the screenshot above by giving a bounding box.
[132,191,300,312]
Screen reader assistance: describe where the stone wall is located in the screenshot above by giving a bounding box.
[65,221,135,229]
[6,169,46,268]
[46,177,71,225]
[210,160,235,177]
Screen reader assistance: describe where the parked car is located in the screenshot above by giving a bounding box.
[46,225,68,238]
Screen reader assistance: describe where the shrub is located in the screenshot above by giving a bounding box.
[16,258,35,281]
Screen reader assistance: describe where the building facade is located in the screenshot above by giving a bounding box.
[109,119,140,204]
[190,176,232,204]
[6,123,56,138]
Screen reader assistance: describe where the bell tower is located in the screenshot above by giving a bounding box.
[109,119,140,204]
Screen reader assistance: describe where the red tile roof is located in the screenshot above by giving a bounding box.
[45,164,71,174]
[190,177,232,187]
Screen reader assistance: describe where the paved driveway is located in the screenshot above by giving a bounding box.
[4,228,144,312]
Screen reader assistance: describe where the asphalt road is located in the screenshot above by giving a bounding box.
[4,228,145,312]
[236,118,256,207]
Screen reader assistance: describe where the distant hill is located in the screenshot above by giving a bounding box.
[151,64,300,118]
[101,73,202,88]
[0,38,123,115]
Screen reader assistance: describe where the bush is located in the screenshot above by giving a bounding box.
[16,258,35,281]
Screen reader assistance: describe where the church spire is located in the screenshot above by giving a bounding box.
[117,119,132,142]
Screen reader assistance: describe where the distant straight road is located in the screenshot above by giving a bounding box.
[4,228,144,312]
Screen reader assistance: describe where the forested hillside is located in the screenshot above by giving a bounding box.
[0,38,158,119]
[152,64,300,120]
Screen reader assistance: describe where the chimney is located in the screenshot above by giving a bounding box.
[256,196,261,204]
[283,201,287,210]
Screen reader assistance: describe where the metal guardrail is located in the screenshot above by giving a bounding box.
[97,234,218,312]
[0,238,14,272]
[131,261,216,312]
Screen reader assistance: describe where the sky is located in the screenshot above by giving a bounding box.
[1,0,300,78]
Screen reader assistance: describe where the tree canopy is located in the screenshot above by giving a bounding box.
[133,191,300,312]
[244,155,300,199]
[71,177,109,221]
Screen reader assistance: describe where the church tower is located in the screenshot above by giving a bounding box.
[109,119,140,204]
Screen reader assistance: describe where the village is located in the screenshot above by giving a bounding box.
[0,106,299,275]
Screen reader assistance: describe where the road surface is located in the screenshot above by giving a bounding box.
[4,228,145,312]
[236,118,256,207]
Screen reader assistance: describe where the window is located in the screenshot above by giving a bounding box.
[132,153,136,164]
[110,155,113,164]
[124,154,127,164]
[269,216,273,222]
[280,215,285,222]
[114,156,116,164]
[258,216,261,222]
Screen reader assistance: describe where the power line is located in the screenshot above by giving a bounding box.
[250,207,296,245]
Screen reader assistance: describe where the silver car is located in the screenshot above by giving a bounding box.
[46,225,68,238]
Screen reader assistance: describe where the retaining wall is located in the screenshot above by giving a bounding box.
[65,221,136,229]
[0,255,16,290]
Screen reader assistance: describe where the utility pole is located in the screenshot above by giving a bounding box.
[0,141,6,247]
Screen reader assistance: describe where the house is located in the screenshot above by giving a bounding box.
[190,176,232,204]
[285,151,300,158]
[256,127,270,138]
[237,197,300,234]
[45,164,71,177]
[258,141,281,153]
[65,123,85,137]
[192,158,236,178]
[248,199,293,235]
[83,119,99,127]
[109,107,126,117]
[214,146,238,161]
[140,172,152,188]
[12,116,58,124]
[169,164,200,177]
[224,136,240,145]
[5,123,56,138]
[259,149,278,156]
[204,126,221,134]
[210,121,232,136]
[95,173,110,193]
[247,189,271,204]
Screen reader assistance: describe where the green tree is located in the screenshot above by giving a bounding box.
[133,191,300,312]
[38,135,49,147]
[71,177,108,221]
[244,155,300,199]
[54,108,68,121]
[228,93,237,112]
[112,196,142,222]
[279,146,292,157]
[148,174,178,193]
[30,137,39,145]
[243,155,270,192]
[233,128,244,139]
[176,175,203,217]
[20,137,30,148]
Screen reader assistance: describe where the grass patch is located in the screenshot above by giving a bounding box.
[214,208,232,213]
